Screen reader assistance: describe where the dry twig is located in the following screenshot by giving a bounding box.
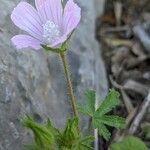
[109,76,134,113]
[128,91,150,134]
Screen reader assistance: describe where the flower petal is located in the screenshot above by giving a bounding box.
[51,34,68,48]
[63,0,81,35]
[11,2,43,40]
[35,0,45,11]
[11,35,41,50]
[38,0,63,25]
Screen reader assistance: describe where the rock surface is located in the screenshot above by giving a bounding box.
[0,0,107,149]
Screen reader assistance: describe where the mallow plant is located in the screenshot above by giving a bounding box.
[11,0,126,149]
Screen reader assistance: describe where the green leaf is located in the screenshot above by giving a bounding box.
[24,144,40,150]
[57,118,94,149]
[96,89,120,116]
[63,117,79,140]
[57,118,79,149]
[94,115,126,129]
[141,123,150,139]
[109,136,148,150]
[72,136,94,150]
[92,118,111,141]
[46,118,60,137]
[22,116,54,149]
[77,90,96,116]
[77,89,125,141]
[22,116,94,149]
[93,89,125,140]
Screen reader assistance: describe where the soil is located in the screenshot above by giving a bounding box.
[96,0,150,149]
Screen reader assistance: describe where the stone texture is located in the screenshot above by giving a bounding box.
[0,0,107,149]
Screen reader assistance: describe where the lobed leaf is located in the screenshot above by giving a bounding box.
[96,89,120,116]
[98,124,111,141]
[77,90,96,116]
[94,115,126,129]
[109,136,148,150]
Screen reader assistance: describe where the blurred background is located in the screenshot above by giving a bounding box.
[0,0,149,149]
[96,0,150,149]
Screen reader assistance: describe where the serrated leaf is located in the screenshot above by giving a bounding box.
[109,136,148,150]
[77,89,125,141]
[98,124,111,141]
[92,89,125,140]
[77,90,96,116]
[92,117,111,141]
[94,115,126,129]
[96,89,120,116]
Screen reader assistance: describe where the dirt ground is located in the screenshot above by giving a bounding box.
[96,0,150,149]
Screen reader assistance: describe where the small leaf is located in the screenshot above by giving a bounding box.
[96,89,120,116]
[77,89,125,141]
[91,89,125,140]
[72,136,94,150]
[109,136,148,150]
[77,90,96,116]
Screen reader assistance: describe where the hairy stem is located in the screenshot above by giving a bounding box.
[59,52,79,121]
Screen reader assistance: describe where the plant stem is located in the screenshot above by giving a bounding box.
[59,52,79,120]
[88,118,92,132]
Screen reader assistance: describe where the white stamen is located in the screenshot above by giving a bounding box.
[42,21,61,44]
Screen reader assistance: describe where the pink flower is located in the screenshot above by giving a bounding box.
[11,0,81,50]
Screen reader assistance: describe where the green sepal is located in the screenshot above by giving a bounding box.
[41,42,67,53]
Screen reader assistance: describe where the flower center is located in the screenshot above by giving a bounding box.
[42,21,61,44]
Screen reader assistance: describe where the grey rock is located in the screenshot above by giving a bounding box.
[0,0,108,149]
[95,0,105,16]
